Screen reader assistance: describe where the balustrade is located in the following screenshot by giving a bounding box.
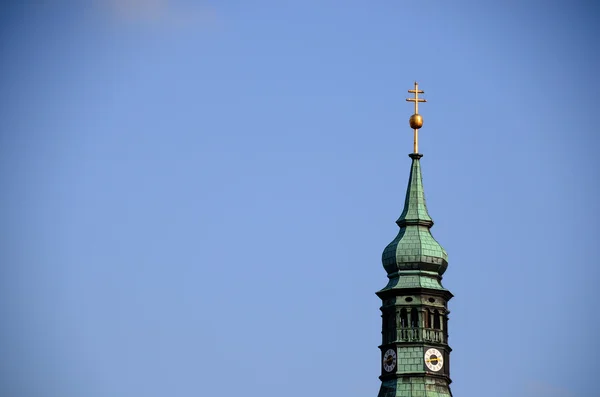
[386,327,444,343]
[421,328,444,343]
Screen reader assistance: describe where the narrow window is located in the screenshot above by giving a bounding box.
[424,309,430,328]
[400,308,408,328]
[433,309,441,329]
[410,308,419,328]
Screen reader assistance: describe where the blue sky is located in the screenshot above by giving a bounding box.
[0,1,598,396]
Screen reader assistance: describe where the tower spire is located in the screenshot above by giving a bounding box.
[406,82,426,153]
[375,83,454,397]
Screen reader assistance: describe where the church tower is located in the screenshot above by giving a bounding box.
[376,83,454,397]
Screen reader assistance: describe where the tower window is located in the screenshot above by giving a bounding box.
[433,309,441,330]
[410,308,418,328]
[400,308,408,328]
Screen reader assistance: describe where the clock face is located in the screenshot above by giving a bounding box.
[382,348,397,372]
[424,348,444,372]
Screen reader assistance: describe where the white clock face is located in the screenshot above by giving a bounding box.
[382,349,396,372]
[424,348,444,372]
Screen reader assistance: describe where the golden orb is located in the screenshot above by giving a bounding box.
[409,113,423,129]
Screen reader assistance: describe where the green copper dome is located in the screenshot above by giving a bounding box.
[382,153,448,276]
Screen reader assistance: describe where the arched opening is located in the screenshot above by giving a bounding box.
[443,315,448,332]
[410,308,419,328]
[433,309,441,330]
[424,309,431,328]
[400,308,408,328]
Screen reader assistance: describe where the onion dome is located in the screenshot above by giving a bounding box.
[381,153,448,279]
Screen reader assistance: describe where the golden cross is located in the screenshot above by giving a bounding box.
[405,82,426,153]
[406,81,426,114]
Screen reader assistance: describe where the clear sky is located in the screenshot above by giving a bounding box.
[1,1,598,396]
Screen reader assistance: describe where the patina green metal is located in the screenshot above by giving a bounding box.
[376,153,454,397]
[379,377,453,397]
[396,154,433,227]
[382,153,448,277]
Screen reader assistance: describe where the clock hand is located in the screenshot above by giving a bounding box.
[425,358,443,362]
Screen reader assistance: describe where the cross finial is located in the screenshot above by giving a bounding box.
[405,82,426,153]
[406,81,426,114]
